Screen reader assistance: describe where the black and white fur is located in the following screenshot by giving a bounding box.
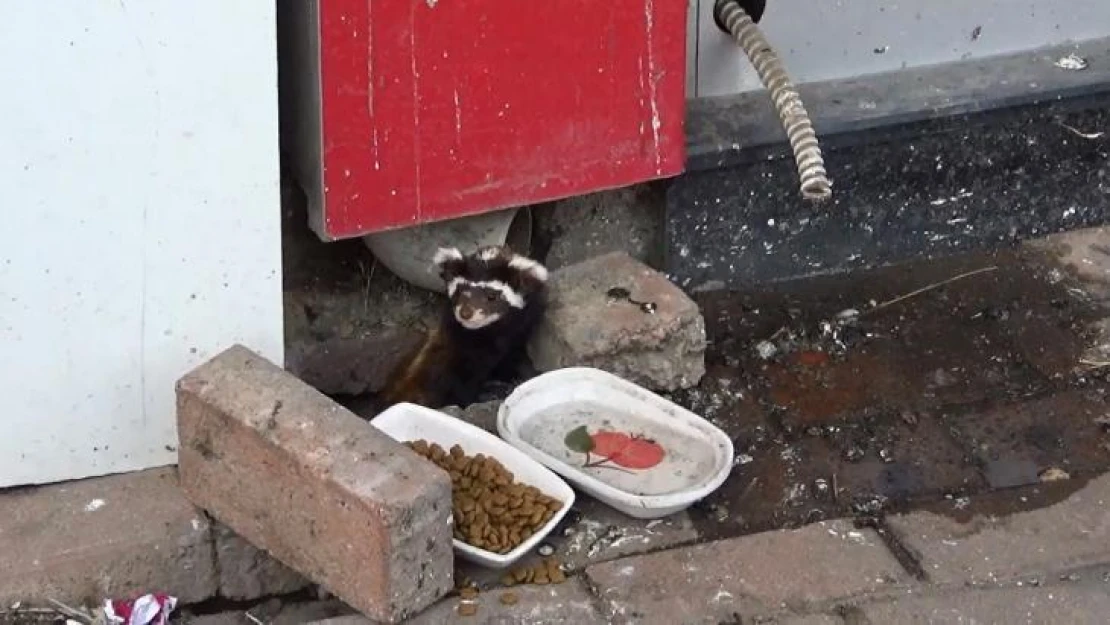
[377,244,549,410]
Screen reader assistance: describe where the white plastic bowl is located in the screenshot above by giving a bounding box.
[369,402,575,569]
[498,367,734,519]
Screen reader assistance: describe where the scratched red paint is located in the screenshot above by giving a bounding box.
[317,0,687,239]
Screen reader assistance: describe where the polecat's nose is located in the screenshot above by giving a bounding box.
[457,305,473,320]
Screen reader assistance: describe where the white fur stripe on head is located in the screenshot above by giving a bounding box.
[481,280,525,308]
[508,255,549,282]
[449,277,525,308]
[433,247,464,267]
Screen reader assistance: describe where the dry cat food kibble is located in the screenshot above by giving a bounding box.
[499,591,519,606]
[500,557,567,586]
[404,439,564,554]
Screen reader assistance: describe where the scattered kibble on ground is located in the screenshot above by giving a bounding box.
[405,439,563,554]
[501,557,567,586]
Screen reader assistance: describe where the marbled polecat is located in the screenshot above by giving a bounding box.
[377,244,549,410]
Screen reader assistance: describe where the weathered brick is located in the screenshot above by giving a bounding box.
[860,583,1110,624]
[212,522,311,600]
[585,520,910,623]
[887,472,1110,584]
[528,252,706,391]
[0,467,217,607]
[305,579,605,625]
[176,344,454,623]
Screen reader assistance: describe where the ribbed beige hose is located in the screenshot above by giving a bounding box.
[715,0,833,201]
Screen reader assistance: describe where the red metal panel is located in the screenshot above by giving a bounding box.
[317,0,686,239]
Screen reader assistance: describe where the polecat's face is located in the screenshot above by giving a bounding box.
[432,245,548,330]
[449,282,514,329]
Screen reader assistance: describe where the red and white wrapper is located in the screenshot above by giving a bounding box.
[103,593,177,625]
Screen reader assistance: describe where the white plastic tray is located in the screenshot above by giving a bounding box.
[497,367,734,519]
[369,402,575,569]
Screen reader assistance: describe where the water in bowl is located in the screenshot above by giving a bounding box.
[515,401,722,497]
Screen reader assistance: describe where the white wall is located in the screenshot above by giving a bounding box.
[0,2,284,487]
[690,0,1110,97]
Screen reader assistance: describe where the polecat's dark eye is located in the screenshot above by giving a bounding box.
[486,293,498,302]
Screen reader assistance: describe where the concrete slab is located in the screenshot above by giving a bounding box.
[0,467,216,606]
[585,520,911,622]
[859,583,1110,624]
[304,580,605,625]
[887,472,1110,584]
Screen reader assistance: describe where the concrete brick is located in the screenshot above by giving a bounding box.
[528,252,706,391]
[305,580,605,625]
[859,583,1110,624]
[584,520,910,623]
[212,522,311,600]
[887,473,1110,585]
[176,344,454,623]
[0,467,217,607]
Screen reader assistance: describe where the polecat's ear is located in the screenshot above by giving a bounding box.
[507,253,549,292]
[433,247,465,280]
[476,245,508,262]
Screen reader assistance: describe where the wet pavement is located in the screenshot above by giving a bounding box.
[673,247,1110,542]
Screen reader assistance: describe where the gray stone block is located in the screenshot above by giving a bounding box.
[528,252,706,391]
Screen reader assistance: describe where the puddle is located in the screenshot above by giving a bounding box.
[671,249,1110,540]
